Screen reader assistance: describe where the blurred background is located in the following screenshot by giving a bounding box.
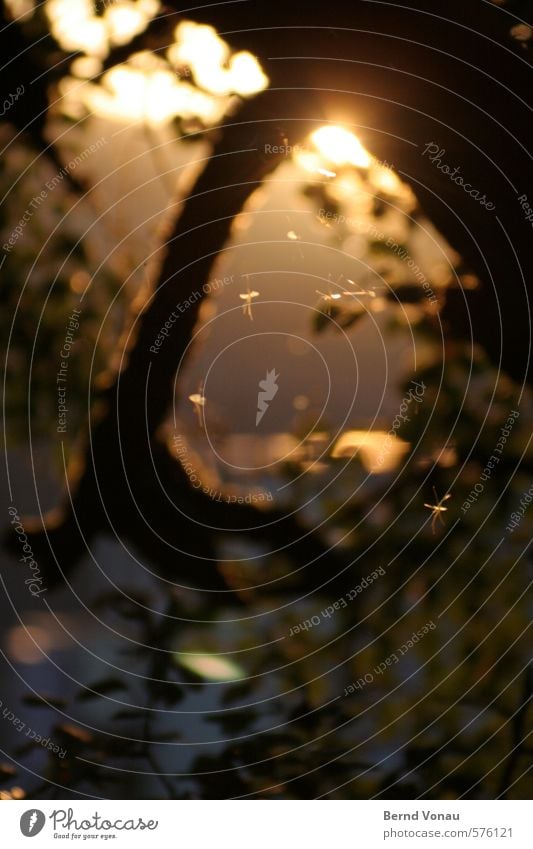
[1,0,532,799]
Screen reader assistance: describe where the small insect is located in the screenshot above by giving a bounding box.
[316,289,342,300]
[345,279,382,298]
[316,289,342,314]
[287,230,300,240]
[188,385,206,428]
[424,487,451,533]
[342,289,370,298]
[239,278,260,320]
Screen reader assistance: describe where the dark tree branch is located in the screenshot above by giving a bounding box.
[5,89,343,597]
[4,0,533,596]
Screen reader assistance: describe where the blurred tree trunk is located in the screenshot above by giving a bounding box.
[4,0,532,587]
[7,88,347,594]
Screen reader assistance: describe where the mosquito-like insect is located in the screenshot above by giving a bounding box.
[316,289,342,315]
[345,279,383,298]
[342,289,374,298]
[316,289,342,301]
[239,278,259,320]
[188,385,206,428]
[424,487,451,533]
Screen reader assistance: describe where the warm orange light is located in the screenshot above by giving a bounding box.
[331,430,409,473]
[310,126,373,168]
[168,21,268,98]
[77,60,225,126]
[54,9,268,127]
[46,0,160,58]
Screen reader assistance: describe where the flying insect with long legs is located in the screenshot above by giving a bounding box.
[424,487,451,533]
[239,277,260,320]
[189,384,206,428]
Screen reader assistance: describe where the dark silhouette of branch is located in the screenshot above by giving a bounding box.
[5,88,344,597]
[0,2,90,194]
[4,0,533,595]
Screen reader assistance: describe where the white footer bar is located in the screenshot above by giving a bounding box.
[0,800,530,848]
